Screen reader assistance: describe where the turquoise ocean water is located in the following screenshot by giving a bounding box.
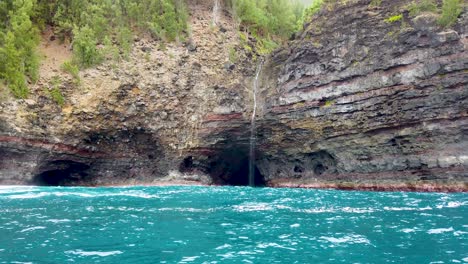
[0,186,466,263]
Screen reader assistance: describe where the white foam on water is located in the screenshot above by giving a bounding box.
[257,243,296,251]
[320,234,371,245]
[341,207,375,213]
[66,249,123,257]
[436,201,467,209]
[46,219,71,223]
[427,227,454,234]
[400,228,418,233]
[0,186,36,194]
[462,257,468,262]
[158,207,213,213]
[215,244,232,250]
[300,208,335,214]
[4,189,160,199]
[20,226,46,233]
[383,206,432,211]
[454,231,468,236]
[217,252,236,259]
[8,192,48,199]
[233,203,273,212]
[180,256,200,262]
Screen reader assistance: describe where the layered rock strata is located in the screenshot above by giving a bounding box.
[255,0,467,191]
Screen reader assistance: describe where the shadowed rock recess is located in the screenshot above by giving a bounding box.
[0,0,467,191]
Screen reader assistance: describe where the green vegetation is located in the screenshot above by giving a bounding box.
[408,0,438,17]
[0,0,189,98]
[230,0,307,54]
[0,0,39,98]
[61,61,80,85]
[384,14,403,23]
[369,0,382,7]
[438,0,462,27]
[407,0,461,27]
[324,99,335,107]
[303,0,324,21]
[229,46,238,63]
[47,76,64,106]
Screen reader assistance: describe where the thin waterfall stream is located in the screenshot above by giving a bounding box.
[212,0,220,26]
[249,58,264,187]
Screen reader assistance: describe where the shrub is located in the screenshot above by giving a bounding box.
[48,76,64,106]
[232,0,306,54]
[385,14,403,23]
[61,60,80,84]
[229,46,238,63]
[72,25,102,68]
[0,0,39,98]
[438,0,462,27]
[369,0,382,7]
[408,0,438,17]
[303,0,324,19]
[117,26,133,59]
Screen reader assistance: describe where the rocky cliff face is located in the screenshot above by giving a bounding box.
[0,0,467,191]
[256,0,467,191]
[0,2,257,186]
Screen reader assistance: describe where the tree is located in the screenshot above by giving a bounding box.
[0,0,39,98]
[72,25,101,68]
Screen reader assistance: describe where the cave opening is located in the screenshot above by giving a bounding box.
[206,148,265,187]
[33,160,90,186]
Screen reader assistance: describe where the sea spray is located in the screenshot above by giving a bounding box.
[249,58,264,187]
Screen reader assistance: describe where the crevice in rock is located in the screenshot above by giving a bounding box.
[32,160,91,186]
[206,147,265,186]
[179,156,194,173]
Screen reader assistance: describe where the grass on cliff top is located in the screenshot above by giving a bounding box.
[0,0,188,98]
[438,0,462,27]
[405,0,462,27]
[228,0,307,55]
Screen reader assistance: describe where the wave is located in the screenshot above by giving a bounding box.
[319,234,371,245]
[427,227,454,234]
[65,250,123,257]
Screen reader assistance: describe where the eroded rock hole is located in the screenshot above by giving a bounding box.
[294,165,304,173]
[208,148,265,186]
[179,156,194,173]
[33,160,90,186]
[314,164,326,175]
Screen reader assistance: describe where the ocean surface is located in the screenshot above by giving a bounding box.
[0,186,466,263]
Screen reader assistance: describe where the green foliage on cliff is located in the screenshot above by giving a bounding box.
[0,0,39,98]
[303,0,324,19]
[406,0,462,28]
[0,0,189,97]
[39,0,189,67]
[230,0,306,54]
[384,14,403,23]
[408,0,438,17]
[47,76,64,106]
[438,0,462,27]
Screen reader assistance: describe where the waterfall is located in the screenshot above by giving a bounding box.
[249,58,264,187]
[212,0,220,26]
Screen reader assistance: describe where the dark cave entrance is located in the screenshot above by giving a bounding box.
[33,160,90,186]
[207,148,265,187]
